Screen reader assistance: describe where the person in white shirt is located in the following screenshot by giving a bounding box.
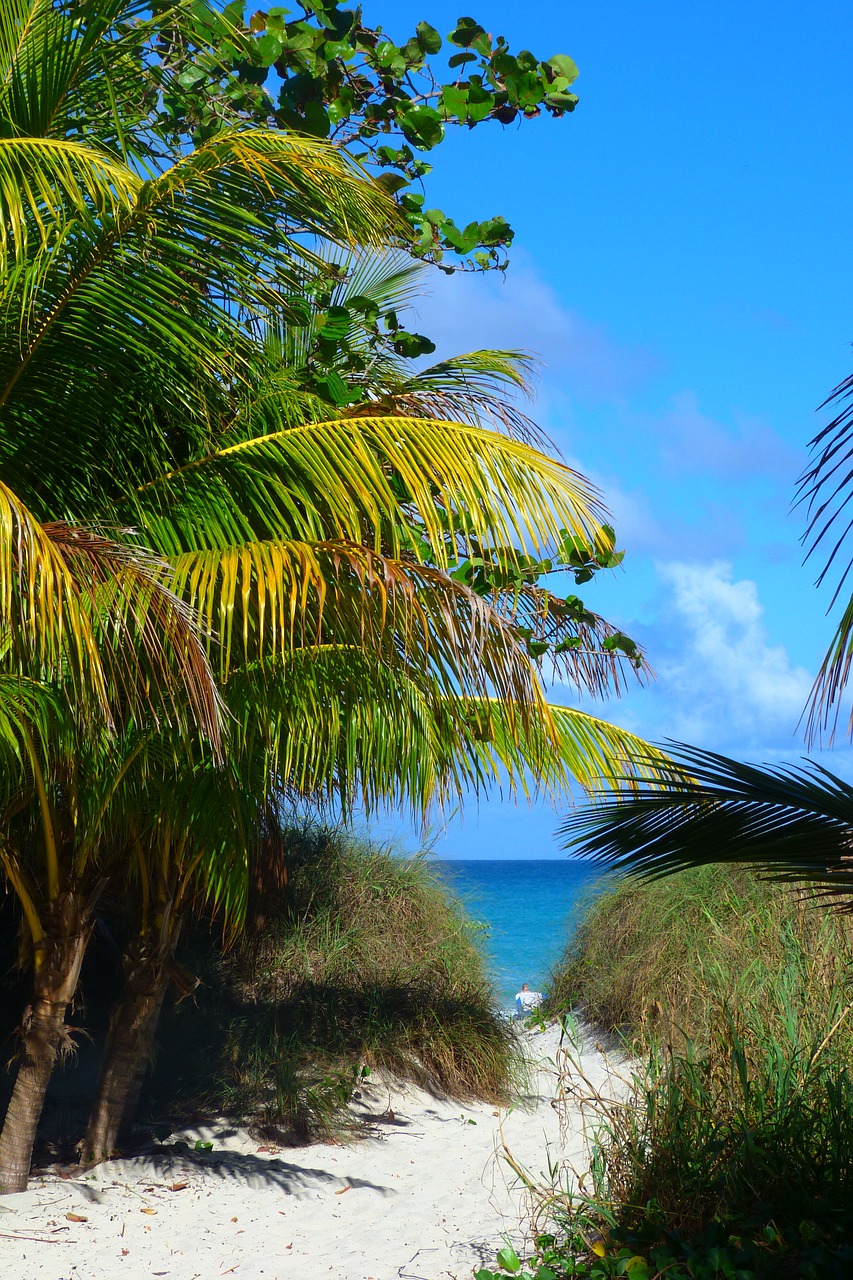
[515,982,543,1017]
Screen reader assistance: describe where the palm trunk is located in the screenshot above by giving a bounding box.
[117,988,167,1141]
[84,980,164,1161]
[84,915,183,1163]
[0,894,92,1194]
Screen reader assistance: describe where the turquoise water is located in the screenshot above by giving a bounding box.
[433,859,607,1010]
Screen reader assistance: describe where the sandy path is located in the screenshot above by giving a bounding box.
[0,1024,620,1280]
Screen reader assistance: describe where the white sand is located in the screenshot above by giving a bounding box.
[0,1023,622,1280]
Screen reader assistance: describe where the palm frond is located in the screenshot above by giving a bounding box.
[484,581,649,699]
[46,525,222,749]
[0,675,60,774]
[0,486,220,740]
[550,709,673,794]
[0,136,139,267]
[0,0,146,138]
[168,539,545,716]
[796,366,853,739]
[129,415,607,564]
[0,480,108,702]
[0,129,405,513]
[559,742,853,903]
[366,351,550,450]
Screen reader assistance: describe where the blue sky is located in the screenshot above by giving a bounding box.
[361,0,853,857]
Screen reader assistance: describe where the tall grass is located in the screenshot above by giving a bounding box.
[550,865,853,1052]
[543,867,853,1274]
[147,825,521,1140]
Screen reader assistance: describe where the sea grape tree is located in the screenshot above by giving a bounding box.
[137,1,579,272]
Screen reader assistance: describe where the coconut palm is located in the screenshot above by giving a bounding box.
[0,0,409,1189]
[0,0,678,1187]
[81,573,669,1163]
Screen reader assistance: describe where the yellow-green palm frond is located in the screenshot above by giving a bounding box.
[0,131,406,510]
[0,480,109,703]
[130,415,607,565]
[225,650,484,817]
[0,0,142,134]
[266,246,548,447]
[0,136,139,268]
[145,130,405,256]
[0,487,220,740]
[485,581,649,700]
[415,699,674,802]
[168,539,543,717]
[46,525,222,750]
[548,706,675,794]
[225,659,671,821]
[0,675,61,774]
[357,350,551,450]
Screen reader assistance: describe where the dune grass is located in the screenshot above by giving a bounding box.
[550,864,853,1052]
[146,824,521,1141]
[534,867,853,1277]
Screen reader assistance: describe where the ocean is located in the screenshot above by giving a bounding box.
[433,858,607,1010]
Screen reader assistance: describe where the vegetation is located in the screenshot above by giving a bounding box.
[505,867,853,1278]
[559,745,853,903]
[118,825,521,1141]
[0,0,670,1192]
[139,0,580,281]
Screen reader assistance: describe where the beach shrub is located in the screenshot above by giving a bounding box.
[549,864,853,1050]
[538,867,853,1276]
[146,825,521,1140]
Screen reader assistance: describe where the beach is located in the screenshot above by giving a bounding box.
[1,1023,620,1280]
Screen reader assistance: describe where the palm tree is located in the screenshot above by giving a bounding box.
[82,730,271,1163]
[0,0,676,1187]
[0,0,410,1189]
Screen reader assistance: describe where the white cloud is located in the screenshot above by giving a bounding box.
[654,391,803,482]
[556,561,814,754]
[653,561,813,747]
[413,258,661,400]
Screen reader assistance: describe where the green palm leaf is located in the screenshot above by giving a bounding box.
[167,539,541,708]
[559,743,853,902]
[129,415,606,564]
[0,0,149,145]
[0,484,219,739]
[0,129,404,515]
[0,137,139,266]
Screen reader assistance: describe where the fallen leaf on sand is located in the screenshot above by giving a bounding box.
[140,1207,157,1215]
[171,1182,188,1192]
[65,1212,87,1223]
[334,1185,351,1195]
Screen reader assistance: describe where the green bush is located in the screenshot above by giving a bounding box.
[539,867,853,1276]
[147,824,521,1139]
[549,865,853,1052]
